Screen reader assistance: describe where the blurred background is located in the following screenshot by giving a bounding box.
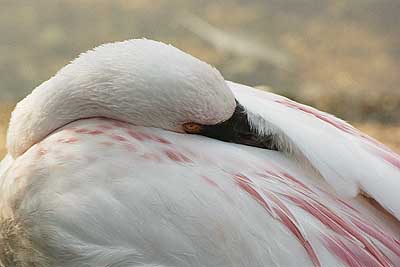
[1,0,399,156]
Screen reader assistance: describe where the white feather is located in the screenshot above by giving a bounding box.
[230,81,400,220]
[1,39,399,267]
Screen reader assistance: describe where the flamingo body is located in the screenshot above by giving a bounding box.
[1,39,400,267]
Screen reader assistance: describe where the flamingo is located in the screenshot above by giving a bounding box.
[0,39,399,267]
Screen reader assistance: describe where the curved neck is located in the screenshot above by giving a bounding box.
[7,73,148,158]
[6,40,234,158]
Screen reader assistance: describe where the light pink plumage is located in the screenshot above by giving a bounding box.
[1,39,399,267]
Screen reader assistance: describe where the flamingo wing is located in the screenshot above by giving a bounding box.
[230,81,400,221]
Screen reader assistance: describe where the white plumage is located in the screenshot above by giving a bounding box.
[0,39,399,267]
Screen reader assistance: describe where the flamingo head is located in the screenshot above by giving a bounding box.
[8,39,265,157]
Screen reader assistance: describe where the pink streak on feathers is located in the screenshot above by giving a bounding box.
[231,167,400,267]
[276,98,400,170]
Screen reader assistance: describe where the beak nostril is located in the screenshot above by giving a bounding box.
[183,122,203,134]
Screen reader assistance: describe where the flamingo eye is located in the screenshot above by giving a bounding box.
[183,122,203,134]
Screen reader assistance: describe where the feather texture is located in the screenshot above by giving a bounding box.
[1,39,399,266]
[230,81,400,220]
[1,118,399,266]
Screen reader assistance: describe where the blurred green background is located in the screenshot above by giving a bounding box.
[1,0,400,156]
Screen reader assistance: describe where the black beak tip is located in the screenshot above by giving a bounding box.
[197,100,278,151]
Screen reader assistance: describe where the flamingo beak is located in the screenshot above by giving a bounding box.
[191,101,278,150]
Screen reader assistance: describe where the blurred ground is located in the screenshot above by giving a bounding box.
[0,0,399,156]
[355,123,400,153]
[0,105,12,157]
